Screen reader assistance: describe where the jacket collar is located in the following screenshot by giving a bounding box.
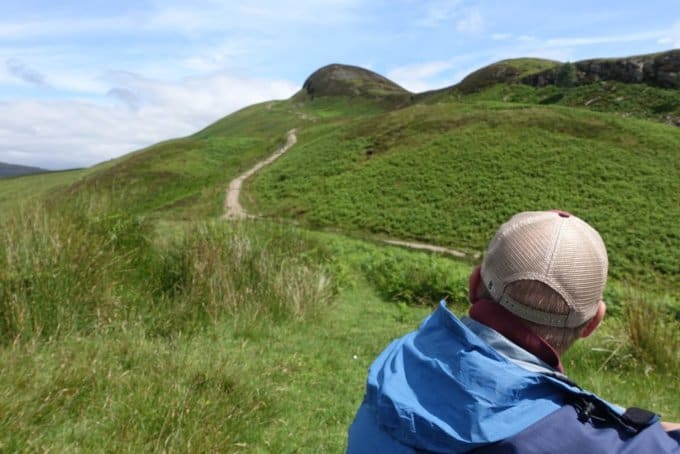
[469,298,564,372]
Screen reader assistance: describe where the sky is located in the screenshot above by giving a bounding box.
[2,1,680,170]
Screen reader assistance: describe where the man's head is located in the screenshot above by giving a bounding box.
[479,210,608,353]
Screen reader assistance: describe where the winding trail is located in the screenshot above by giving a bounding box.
[222,128,476,259]
[223,129,297,220]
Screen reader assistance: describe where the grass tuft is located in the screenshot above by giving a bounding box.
[153,221,335,329]
[624,288,680,373]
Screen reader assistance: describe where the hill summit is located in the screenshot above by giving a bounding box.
[300,63,410,99]
[454,58,559,93]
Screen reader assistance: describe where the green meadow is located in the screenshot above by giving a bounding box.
[1,60,679,451]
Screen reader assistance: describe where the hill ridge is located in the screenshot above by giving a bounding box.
[523,49,680,88]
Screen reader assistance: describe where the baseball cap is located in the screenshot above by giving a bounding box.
[480,210,608,328]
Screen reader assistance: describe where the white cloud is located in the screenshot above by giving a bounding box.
[415,2,483,33]
[0,73,298,170]
[0,0,362,42]
[490,33,535,43]
[180,40,252,72]
[234,0,363,25]
[416,0,463,27]
[456,9,484,33]
[0,16,135,39]
[491,33,512,41]
[658,21,680,48]
[485,29,666,63]
[544,31,661,47]
[387,60,455,92]
[145,0,363,34]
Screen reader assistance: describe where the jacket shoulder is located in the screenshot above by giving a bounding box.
[471,405,680,454]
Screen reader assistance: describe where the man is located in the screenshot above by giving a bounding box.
[347,210,680,453]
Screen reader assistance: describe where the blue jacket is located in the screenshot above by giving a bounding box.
[347,302,680,453]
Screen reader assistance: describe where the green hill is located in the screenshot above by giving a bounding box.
[1,51,679,450]
[3,51,679,292]
[248,101,680,291]
[451,57,560,93]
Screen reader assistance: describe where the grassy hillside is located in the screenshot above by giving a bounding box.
[1,55,679,450]
[57,102,298,219]
[40,97,389,221]
[0,169,88,221]
[461,80,680,124]
[249,101,680,293]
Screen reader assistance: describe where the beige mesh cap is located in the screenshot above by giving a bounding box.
[481,211,608,328]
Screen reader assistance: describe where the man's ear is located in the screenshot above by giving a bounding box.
[468,266,483,304]
[580,300,606,338]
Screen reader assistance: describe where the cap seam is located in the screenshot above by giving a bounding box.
[544,216,565,282]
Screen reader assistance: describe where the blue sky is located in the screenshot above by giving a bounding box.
[2,1,679,169]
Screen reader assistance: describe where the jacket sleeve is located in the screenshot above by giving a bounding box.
[471,405,680,454]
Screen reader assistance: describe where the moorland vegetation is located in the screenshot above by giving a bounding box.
[1,50,678,451]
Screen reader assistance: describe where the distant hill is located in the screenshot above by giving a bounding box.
[297,63,411,101]
[437,49,680,94]
[412,50,680,125]
[0,162,47,178]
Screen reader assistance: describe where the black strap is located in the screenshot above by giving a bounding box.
[566,394,658,434]
[622,407,658,428]
[544,372,658,434]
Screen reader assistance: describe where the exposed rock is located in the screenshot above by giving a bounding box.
[664,114,680,126]
[584,97,600,106]
[522,50,680,89]
[299,64,410,99]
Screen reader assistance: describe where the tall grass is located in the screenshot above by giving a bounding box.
[153,221,334,329]
[624,288,680,373]
[0,201,334,344]
[0,202,148,343]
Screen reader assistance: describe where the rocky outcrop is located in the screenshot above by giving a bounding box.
[300,64,411,99]
[522,50,680,88]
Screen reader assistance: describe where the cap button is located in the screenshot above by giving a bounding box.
[551,209,571,218]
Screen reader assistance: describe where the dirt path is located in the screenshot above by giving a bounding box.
[382,239,473,258]
[222,128,475,259]
[223,129,297,220]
